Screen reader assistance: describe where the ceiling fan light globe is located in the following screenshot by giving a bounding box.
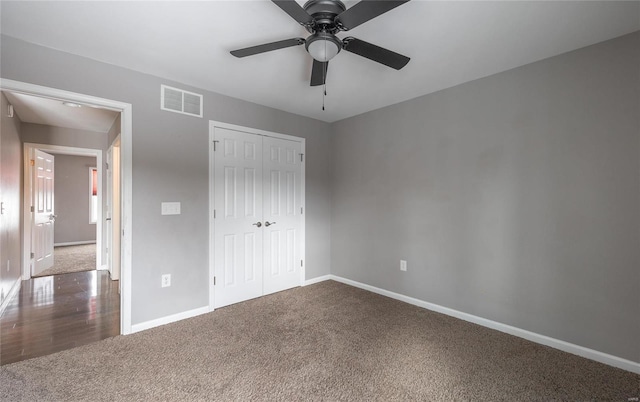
[308,39,340,62]
[305,33,342,62]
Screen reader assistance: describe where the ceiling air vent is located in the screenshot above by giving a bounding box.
[161,85,203,118]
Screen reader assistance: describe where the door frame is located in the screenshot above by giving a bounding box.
[106,135,121,282]
[105,146,113,274]
[24,143,103,273]
[1,78,134,335]
[208,120,306,311]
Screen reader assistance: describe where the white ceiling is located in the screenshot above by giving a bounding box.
[1,1,638,123]
[4,91,119,133]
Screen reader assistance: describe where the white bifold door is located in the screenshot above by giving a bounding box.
[212,126,303,309]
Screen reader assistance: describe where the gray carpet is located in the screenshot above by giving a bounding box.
[0,281,637,401]
[33,244,96,277]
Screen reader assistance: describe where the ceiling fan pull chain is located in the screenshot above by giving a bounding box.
[323,80,327,110]
[322,39,327,111]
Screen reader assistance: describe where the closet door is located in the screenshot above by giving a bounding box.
[262,136,303,295]
[213,127,264,308]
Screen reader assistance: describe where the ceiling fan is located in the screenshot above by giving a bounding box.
[230,0,411,87]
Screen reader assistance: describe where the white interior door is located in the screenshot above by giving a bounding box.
[213,127,264,308]
[32,149,55,276]
[263,136,303,295]
[212,126,304,308]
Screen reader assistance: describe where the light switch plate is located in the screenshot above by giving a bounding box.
[161,202,181,215]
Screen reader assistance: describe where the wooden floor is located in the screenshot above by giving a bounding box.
[0,270,120,365]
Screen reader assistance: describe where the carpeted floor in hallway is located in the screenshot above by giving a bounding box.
[33,244,96,277]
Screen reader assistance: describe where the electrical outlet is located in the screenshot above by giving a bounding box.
[161,274,171,288]
[400,260,407,272]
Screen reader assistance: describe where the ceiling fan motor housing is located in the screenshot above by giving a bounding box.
[303,0,347,62]
[303,0,346,33]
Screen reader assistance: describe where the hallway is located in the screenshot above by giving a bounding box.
[0,270,119,365]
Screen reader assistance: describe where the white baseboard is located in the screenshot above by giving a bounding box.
[54,241,96,247]
[316,275,640,375]
[130,306,210,334]
[304,274,332,286]
[0,277,21,317]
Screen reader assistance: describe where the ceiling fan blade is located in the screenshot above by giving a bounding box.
[310,60,329,86]
[336,0,410,31]
[343,37,410,70]
[272,0,315,27]
[230,38,305,58]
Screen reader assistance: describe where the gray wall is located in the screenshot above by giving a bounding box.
[0,92,23,307]
[330,32,640,362]
[53,154,97,245]
[21,123,107,150]
[1,35,332,325]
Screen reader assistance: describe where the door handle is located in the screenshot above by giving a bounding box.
[49,214,57,221]
[264,221,276,227]
[105,218,112,221]
[252,222,262,228]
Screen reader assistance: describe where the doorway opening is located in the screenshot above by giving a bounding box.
[24,144,104,278]
[0,79,133,364]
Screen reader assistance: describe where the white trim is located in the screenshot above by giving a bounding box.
[319,275,640,375]
[209,121,305,143]
[21,145,31,280]
[208,128,216,311]
[0,278,21,318]
[130,306,209,334]
[208,120,306,311]
[54,240,96,247]
[1,79,133,335]
[120,98,133,335]
[304,275,331,286]
[24,144,103,272]
[299,139,306,286]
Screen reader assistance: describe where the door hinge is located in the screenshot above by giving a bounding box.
[213,209,216,219]
[301,260,303,267]
[30,206,34,213]
[106,162,109,170]
[300,207,303,214]
[213,276,216,286]
[213,140,219,151]
[300,153,304,162]
[30,159,35,166]
[30,252,34,259]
